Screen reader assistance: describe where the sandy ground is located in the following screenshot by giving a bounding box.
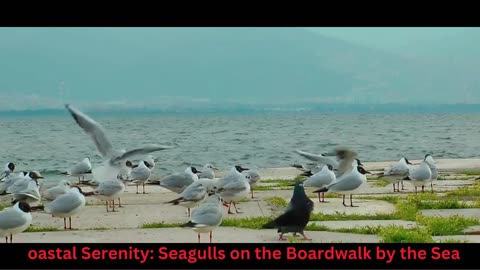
[2,158,480,243]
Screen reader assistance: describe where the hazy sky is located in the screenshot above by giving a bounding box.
[308,27,469,52]
[0,27,478,110]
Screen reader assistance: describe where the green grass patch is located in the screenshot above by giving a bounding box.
[357,195,400,204]
[141,222,182,229]
[221,217,271,229]
[461,171,480,176]
[88,227,111,231]
[437,238,469,243]
[446,182,480,197]
[333,225,383,235]
[310,212,399,222]
[25,226,61,233]
[370,179,391,187]
[416,215,480,236]
[378,225,434,243]
[265,197,288,207]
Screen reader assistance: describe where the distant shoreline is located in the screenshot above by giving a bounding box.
[2,103,480,117]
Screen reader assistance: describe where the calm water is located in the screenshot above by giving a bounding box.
[1,113,479,185]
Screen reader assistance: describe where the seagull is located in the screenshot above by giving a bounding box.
[83,178,125,212]
[180,191,224,243]
[242,169,261,198]
[44,186,87,230]
[197,164,217,179]
[64,104,173,184]
[424,154,438,192]
[59,157,92,183]
[0,162,15,181]
[262,181,314,241]
[117,160,134,191]
[128,160,151,194]
[159,167,201,194]
[217,166,250,214]
[144,155,156,171]
[303,164,336,203]
[7,171,43,205]
[0,171,28,195]
[297,164,326,177]
[379,157,413,192]
[313,165,370,207]
[0,201,32,243]
[294,150,339,170]
[165,178,220,217]
[402,160,432,194]
[42,180,72,201]
[295,147,362,178]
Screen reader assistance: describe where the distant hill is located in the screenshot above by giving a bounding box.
[0,27,478,108]
[1,103,480,117]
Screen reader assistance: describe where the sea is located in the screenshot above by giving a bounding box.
[1,112,479,186]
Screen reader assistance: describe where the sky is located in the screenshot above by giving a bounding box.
[307,27,468,53]
[0,27,478,111]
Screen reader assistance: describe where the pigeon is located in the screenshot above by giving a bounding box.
[262,180,314,241]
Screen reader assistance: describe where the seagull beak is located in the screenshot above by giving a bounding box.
[365,171,372,174]
[196,171,202,174]
[212,167,219,170]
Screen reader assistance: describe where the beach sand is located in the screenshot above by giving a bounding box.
[3,158,480,243]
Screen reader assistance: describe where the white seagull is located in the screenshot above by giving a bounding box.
[379,157,413,192]
[64,104,173,184]
[303,164,336,202]
[166,178,220,217]
[159,167,201,194]
[42,180,72,201]
[0,201,32,243]
[128,160,151,194]
[0,162,15,181]
[242,168,261,199]
[180,192,224,243]
[197,164,217,180]
[313,164,370,207]
[60,157,92,183]
[7,171,43,205]
[44,186,87,230]
[403,160,432,194]
[217,166,251,214]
